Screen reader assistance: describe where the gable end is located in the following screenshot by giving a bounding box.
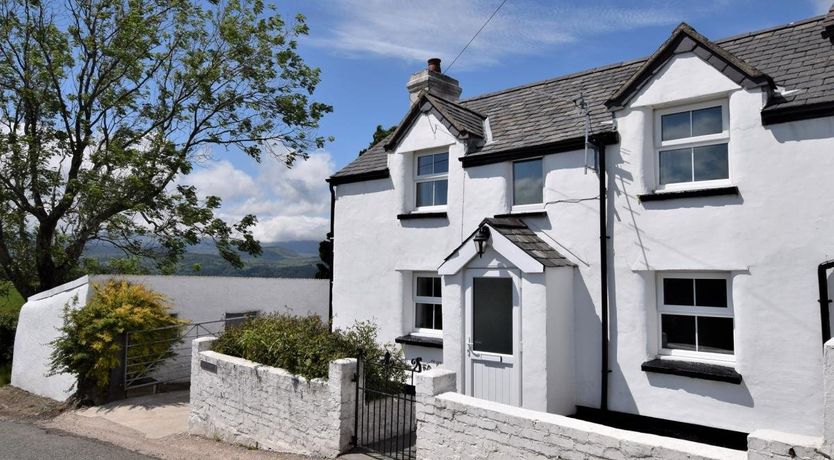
[605,23,774,110]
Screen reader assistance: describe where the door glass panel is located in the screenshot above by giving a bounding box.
[473,277,513,354]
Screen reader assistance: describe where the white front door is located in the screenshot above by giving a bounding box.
[464,268,521,406]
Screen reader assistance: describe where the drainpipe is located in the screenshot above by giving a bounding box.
[818,260,834,345]
[328,182,336,331]
[591,137,610,412]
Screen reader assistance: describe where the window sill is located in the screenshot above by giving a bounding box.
[397,211,448,220]
[641,358,742,384]
[395,334,443,349]
[494,210,547,218]
[638,186,739,203]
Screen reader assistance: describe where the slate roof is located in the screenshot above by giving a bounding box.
[483,218,575,268]
[332,15,834,182]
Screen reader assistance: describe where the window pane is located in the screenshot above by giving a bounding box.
[434,304,443,330]
[417,155,434,176]
[661,314,696,351]
[663,278,694,306]
[693,144,729,182]
[692,106,722,137]
[513,159,543,205]
[433,153,448,174]
[661,111,691,141]
[416,181,433,207]
[473,278,513,354]
[659,148,692,184]
[697,316,734,354]
[416,303,435,329]
[416,277,434,297]
[695,279,728,308]
[433,277,442,298]
[434,179,448,205]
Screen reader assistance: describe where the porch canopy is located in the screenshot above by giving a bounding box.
[438,217,575,275]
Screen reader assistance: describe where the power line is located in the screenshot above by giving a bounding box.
[446,0,509,72]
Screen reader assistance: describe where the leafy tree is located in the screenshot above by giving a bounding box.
[315,238,331,279]
[358,124,395,156]
[0,0,332,298]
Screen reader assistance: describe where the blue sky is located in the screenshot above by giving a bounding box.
[184,0,833,242]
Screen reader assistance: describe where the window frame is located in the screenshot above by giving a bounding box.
[510,156,545,212]
[654,100,731,192]
[413,272,442,336]
[413,151,449,211]
[656,271,735,363]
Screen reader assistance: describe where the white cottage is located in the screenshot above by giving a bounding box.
[328,12,834,442]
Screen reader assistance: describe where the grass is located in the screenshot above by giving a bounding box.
[0,282,24,315]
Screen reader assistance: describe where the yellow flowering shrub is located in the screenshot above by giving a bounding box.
[50,280,184,403]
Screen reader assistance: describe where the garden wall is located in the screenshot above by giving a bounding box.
[12,274,329,401]
[188,337,356,458]
[414,369,747,460]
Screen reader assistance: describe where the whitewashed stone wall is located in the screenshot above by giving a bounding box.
[188,337,356,458]
[747,430,825,460]
[414,369,745,460]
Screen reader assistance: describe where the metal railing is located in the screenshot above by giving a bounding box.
[123,319,228,392]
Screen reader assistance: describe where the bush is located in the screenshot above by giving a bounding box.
[50,280,185,403]
[0,311,17,365]
[211,313,401,381]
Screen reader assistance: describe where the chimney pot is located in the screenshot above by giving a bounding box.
[427,58,442,73]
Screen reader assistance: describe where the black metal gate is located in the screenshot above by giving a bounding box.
[353,353,426,460]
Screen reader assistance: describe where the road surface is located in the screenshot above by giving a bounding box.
[0,420,157,460]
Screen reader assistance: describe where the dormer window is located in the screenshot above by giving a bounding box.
[655,101,729,190]
[415,152,448,209]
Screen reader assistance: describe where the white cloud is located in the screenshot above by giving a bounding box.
[311,0,732,70]
[180,152,335,242]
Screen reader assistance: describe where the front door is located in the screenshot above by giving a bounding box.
[464,269,521,406]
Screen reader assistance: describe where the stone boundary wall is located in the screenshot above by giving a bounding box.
[188,337,356,458]
[414,369,746,460]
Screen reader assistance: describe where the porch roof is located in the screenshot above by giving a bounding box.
[438,217,574,275]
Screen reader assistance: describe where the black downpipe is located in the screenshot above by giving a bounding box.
[328,182,336,332]
[818,260,834,345]
[593,138,610,412]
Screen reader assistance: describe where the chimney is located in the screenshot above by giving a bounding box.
[407,58,462,104]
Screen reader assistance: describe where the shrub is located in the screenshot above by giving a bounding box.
[211,313,401,381]
[0,311,17,365]
[50,280,184,403]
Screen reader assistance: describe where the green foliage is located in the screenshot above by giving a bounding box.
[50,280,184,402]
[0,0,332,298]
[0,310,17,365]
[315,239,332,279]
[358,125,397,156]
[212,314,401,381]
[0,282,24,314]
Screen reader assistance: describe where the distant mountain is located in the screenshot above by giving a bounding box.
[83,239,323,278]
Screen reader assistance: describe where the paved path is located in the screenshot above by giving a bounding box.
[0,419,157,460]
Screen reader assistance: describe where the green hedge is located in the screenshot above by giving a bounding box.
[0,311,17,365]
[211,313,400,381]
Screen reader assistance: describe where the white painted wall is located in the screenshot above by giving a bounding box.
[12,274,329,401]
[332,53,834,436]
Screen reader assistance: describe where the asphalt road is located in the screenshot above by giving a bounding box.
[0,420,157,460]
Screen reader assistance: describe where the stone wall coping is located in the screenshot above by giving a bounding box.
[748,429,822,448]
[436,392,745,459]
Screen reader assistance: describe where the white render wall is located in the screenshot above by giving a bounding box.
[189,338,356,458]
[331,51,834,437]
[12,274,329,401]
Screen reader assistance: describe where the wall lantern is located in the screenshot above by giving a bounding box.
[474,226,491,258]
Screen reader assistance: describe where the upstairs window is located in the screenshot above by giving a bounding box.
[415,152,448,209]
[414,275,442,334]
[656,102,729,188]
[658,272,734,360]
[512,158,543,206]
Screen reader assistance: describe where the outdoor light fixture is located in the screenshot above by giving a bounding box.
[474,226,491,258]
